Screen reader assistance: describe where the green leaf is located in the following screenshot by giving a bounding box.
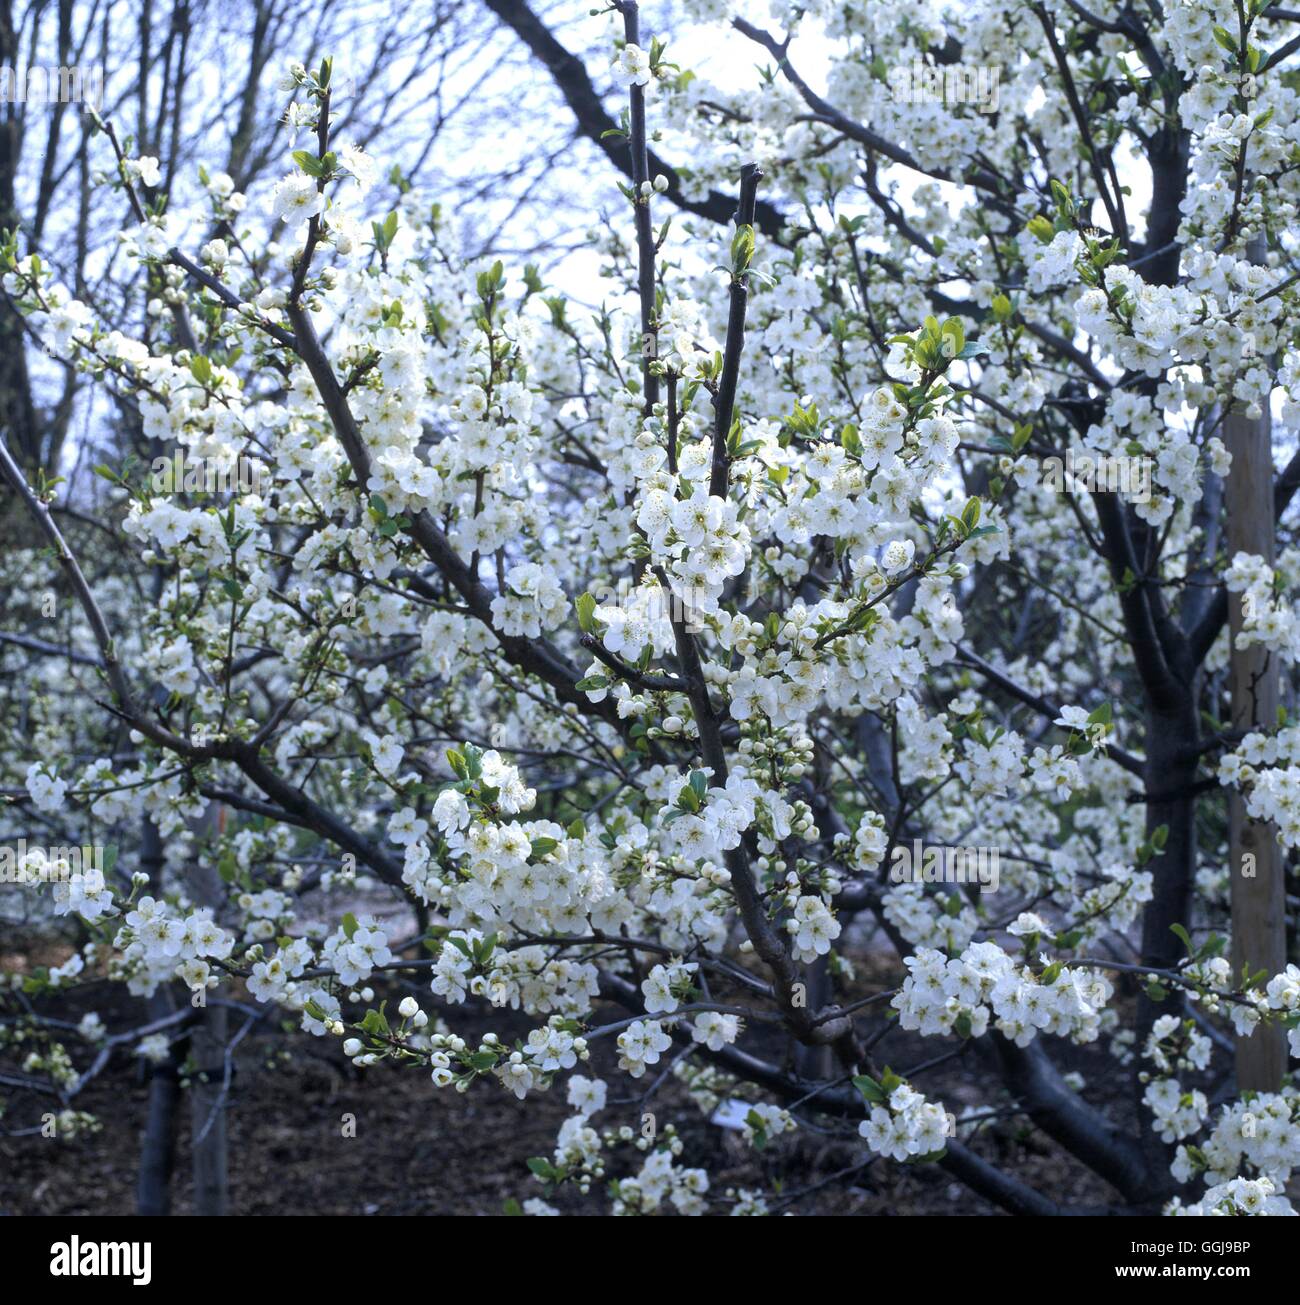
[745,1110,769,1150]
[912,1148,948,1163]
[852,1074,887,1104]
[359,1007,389,1036]
[292,150,324,178]
[526,1156,555,1180]
[1026,215,1055,244]
[730,223,755,275]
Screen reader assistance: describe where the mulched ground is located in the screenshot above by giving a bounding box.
[0,931,1154,1216]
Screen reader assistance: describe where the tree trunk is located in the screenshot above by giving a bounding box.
[1135,690,1199,1193]
[137,818,182,1215]
[189,835,229,1215]
[137,1004,182,1215]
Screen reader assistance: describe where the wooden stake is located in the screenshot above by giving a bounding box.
[1225,237,1286,1090]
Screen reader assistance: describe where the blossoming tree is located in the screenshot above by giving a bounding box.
[2,0,1300,1216]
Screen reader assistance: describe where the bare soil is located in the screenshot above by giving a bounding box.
[0,931,1165,1216]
